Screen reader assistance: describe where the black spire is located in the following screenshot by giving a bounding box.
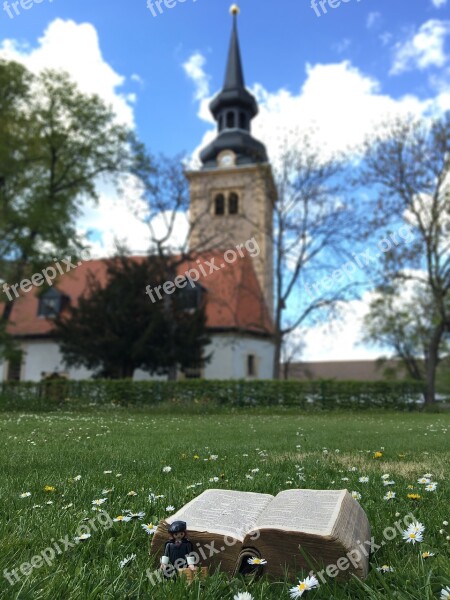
[200,5,268,168]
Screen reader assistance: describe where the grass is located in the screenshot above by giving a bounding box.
[0,407,449,599]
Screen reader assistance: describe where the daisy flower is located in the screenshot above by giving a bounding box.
[358,477,369,483]
[408,521,425,534]
[46,500,53,505]
[126,511,145,520]
[351,491,362,500]
[422,551,435,559]
[166,505,175,512]
[209,477,219,483]
[119,553,136,568]
[209,455,219,460]
[162,466,172,473]
[127,491,137,497]
[103,470,112,474]
[377,565,394,573]
[383,491,396,501]
[92,498,107,506]
[440,587,450,600]
[73,475,82,481]
[19,492,31,498]
[233,593,254,600]
[381,474,390,480]
[32,504,42,509]
[423,473,433,478]
[425,483,437,492]
[142,522,157,535]
[383,480,396,486]
[417,477,431,485]
[74,533,91,542]
[113,515,131,522]
[402,529,423,544]
[289,575,320,598]
[247,557,267,565]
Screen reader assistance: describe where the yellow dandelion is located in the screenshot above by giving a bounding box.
[373,451,383,459]
[407,493,421,500]
[44,485,56,492]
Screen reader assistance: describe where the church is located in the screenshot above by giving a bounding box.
[0,7,277,382]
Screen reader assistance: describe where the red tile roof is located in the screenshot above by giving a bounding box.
[1,253,274,338]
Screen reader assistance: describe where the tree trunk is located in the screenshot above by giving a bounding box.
[272,329,282,380]
[424,322,444,406]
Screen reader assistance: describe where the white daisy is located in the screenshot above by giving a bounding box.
[377,565,394,573]
[166,505,175,512]
[92,498,107,506]
[73,475,82,481]
[425,483,437,492]
[289,575,320,598]
[381,474,390,480]
[402,529,424,544]
[423,473,433,478]
[358,476,369,483]
[209,455,219,460]
[127,491,137,497]
[142,522,157,535]
[113,515,132,522]
[351,491,362,500]
[408,521,425,534]
[74,533,91,542]
[383,491,396,501]
[421,551,435,559]
[233,593,254,600]
[19,492,31,498]
[126,511,145,520]
[209,477,219,483]
[440,587,450,600]
[417,477,431,485]
[103,470,112,474]
[119,553,136,568]
[247,557,267,565]
[162,466,172,473]
[32,504,42,509]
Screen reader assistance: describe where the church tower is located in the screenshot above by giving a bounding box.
[187,5,277,318]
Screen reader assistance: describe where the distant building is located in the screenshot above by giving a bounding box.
[0,8,276,382]
[283,360,410,382]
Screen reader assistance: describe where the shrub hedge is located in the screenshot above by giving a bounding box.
[0,379,425,411]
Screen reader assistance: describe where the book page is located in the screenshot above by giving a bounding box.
[253,489,346,536]
[166,489,274,541]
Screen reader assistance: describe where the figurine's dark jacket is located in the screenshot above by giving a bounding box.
[163,538,194,569]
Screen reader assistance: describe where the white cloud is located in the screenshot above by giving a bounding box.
[0,18,135,127]
[366,12,381,29]
[183,52,210,101]
[431,0,447,8]
[390,19,450,75]
[191,60,432,168]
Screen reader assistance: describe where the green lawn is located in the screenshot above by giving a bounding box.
[1,409,449,599]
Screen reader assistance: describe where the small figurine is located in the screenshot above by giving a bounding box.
[160,521,197,578]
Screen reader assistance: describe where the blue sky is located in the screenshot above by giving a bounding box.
[1,0,449,360]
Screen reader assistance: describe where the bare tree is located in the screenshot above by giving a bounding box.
[359,112,450,404]
[269,135,358,379]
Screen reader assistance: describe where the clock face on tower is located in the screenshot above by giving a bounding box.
[217,150,236,168]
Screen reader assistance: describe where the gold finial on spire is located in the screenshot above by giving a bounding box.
[230,4,240,16]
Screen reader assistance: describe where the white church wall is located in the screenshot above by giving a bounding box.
[203,334,274,380]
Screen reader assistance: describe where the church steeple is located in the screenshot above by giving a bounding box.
[200,5,268,168]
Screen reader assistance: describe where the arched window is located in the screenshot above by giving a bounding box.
[226,111,235,128]
[239,112,247,130]
[228,192,239,215]
[214,194,225,216]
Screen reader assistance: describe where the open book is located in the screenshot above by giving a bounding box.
[150,488,371,580]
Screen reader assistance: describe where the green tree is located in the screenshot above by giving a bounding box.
[54,255,210,379]
[359,112,450,404]
[0,60,152,348]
